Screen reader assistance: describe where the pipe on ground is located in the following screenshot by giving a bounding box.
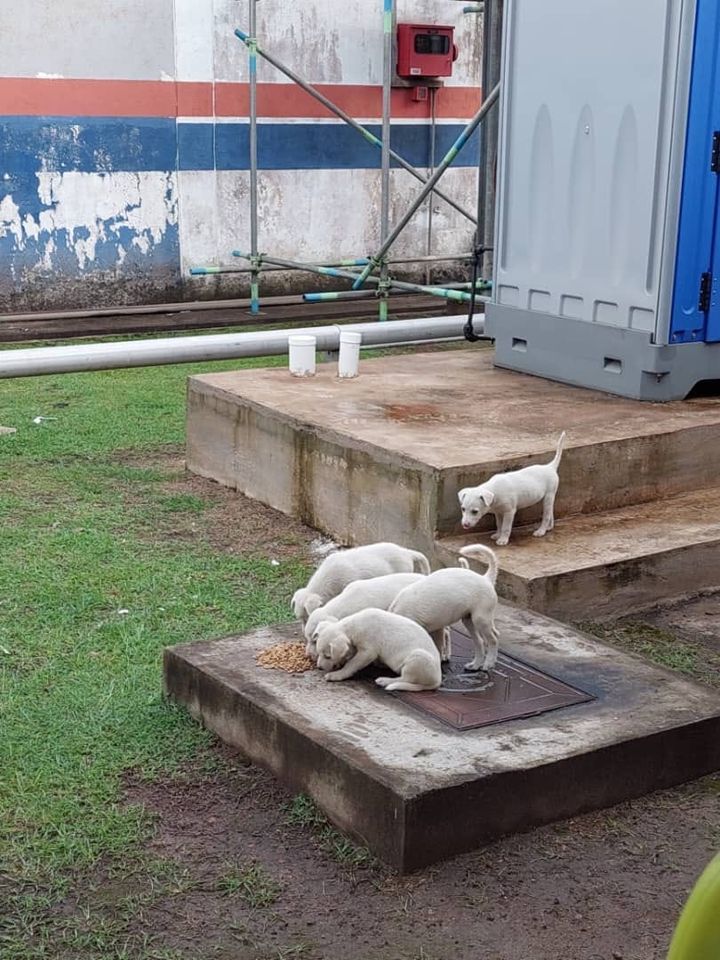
[0,316,485,379]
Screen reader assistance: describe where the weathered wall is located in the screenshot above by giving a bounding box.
[0,0,482,312]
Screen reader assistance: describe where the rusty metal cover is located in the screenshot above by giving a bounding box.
[390,627,595,731]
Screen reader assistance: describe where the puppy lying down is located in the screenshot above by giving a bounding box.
[303,571,426,658]
[291,542,431,624]
[314,608,442,693]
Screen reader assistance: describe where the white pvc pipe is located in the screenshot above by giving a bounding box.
[0,316,484,379]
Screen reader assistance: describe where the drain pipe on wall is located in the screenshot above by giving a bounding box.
[0,316,483,379]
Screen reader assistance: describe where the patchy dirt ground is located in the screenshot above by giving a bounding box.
[113,754,718,960]
[81,453,719,960]
[114,445,327,561]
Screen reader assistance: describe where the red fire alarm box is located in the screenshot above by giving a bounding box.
[396,23,458,79]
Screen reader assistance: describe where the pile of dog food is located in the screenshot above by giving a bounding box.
[256,641,314,673]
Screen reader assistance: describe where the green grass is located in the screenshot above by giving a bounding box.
[215,862,281,906]
[579,620,720,688]
[285,795,374,868]
[0,355,311,955]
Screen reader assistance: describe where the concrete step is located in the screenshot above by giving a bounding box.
[187,352,720,555]
[436,486,720,620]
[165,615,720,871]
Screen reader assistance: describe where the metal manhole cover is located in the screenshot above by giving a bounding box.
[387,627,595,731]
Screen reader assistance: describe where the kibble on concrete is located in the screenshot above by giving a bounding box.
[256,641,314,673]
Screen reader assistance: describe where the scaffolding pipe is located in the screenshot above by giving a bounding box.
[352,82,500,290]
[233,251,474,303]
[0,316,482,379]
[475,0,490,267]
[189,252,475,278]
[302,290,381,303]
[425,86,438,286]
[248,0,260,314]
[233,28,476,225]
[482,0,503,279]
[304,281,487,302]
[378,0,394,322]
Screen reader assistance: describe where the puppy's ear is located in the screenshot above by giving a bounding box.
[312,616,337,643]
[315,615,338,634]
[458,488,469,506]
[304,593,323,616]
[330,633,352,663]
[480,489,495,507]
[291,589,307,617]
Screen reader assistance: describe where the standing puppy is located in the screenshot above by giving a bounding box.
[314,608,442,692]
[291,542,431,624]
[389,544,499,673]
[458,432,566,546]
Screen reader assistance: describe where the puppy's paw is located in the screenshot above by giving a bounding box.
[325,672,341,682]
[463,660,484,673]
[375,676,393,688]
[533,528,548,538]
[495,536,510,546]
[490,532,499,541]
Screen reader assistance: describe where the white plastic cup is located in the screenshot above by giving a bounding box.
[288,335,316,377]
[338,330,362,379]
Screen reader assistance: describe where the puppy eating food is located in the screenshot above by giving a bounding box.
[314,608,442,692]
[303,572,426,659]
[389,543,499,673]
[291,542,431,624]
[458,432,566,546]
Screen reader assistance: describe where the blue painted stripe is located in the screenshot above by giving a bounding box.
[0,117,177,178]
[0,116,479,175]
[185,122,480,171]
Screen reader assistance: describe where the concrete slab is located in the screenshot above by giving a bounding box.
[437,486,720,620]
[164,607,720,872]
[186,351,720,555]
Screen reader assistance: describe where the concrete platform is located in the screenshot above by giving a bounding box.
[437,485,720,620]
[186,349,720,615]
[164,607,720,872]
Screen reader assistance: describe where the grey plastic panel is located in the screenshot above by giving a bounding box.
[494,0,689,337]
[487,303,720,401]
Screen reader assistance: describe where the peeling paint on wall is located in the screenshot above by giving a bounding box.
[0,0,482,311]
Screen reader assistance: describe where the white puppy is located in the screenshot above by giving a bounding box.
[291,542,431,623]
[314,608,442,692]
[458,432,566,546]
[303,572,425,657]
[389,544,499,673]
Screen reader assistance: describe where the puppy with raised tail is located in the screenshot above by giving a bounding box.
[303,572,427,660]
[314,608,442,692]
[458,432,566,546]
[389,544,499,673]
[291,542,431,624]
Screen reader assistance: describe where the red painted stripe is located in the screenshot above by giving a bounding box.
[0,77,481,120]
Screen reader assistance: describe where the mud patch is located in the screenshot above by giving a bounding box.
[112,445,319,561]
[99,749,720,960]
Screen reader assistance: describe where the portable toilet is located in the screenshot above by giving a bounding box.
[485,0,720,400]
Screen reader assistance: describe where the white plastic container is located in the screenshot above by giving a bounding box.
[338,330,362,379]
[288,334,316,377]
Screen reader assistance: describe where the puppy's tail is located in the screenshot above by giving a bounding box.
[459,544,498,586]
[550,431,566,470]
[457,557,470,569]
[409,549,432,575]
